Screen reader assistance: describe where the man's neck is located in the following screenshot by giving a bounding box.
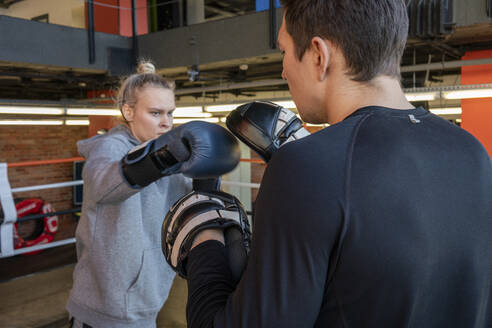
[325,75,414,124]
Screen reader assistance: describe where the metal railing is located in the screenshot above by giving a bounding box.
[0,156,263,258]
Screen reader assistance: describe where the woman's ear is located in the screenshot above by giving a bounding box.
[311,37,330,81]
[122,104,134,122]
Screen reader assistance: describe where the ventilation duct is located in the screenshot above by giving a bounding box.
[407,0,455,39]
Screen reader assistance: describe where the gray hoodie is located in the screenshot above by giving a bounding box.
[66,125,192,328]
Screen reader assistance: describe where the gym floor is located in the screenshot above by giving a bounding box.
[0,265,188,328]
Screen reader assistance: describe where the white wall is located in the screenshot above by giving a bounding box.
[0,0,85,28]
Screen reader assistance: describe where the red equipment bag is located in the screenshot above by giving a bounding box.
[13,198,58,255]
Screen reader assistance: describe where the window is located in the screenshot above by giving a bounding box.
[31,14,49,23]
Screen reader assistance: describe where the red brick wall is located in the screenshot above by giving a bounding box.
[0,126,88,241]
[89,115,118,137]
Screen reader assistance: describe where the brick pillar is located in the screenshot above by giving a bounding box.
[86,90,118,137]
[88,116,118,137]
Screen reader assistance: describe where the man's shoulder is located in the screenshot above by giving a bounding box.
[272,118,362,168]
[263,120,361,197]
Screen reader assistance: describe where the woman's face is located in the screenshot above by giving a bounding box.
[124,86,175,143]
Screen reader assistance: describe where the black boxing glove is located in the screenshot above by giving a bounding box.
[121,121,241,188]
[226,101,310,162]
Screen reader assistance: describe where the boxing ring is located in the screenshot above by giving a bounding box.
[0,156,263,259]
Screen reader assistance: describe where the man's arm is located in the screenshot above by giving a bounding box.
[185,141,344,327]
[187,240,234,328]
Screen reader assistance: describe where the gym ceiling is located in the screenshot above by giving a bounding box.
[0,0,491,105]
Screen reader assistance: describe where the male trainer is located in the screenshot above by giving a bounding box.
[171,1,492,327]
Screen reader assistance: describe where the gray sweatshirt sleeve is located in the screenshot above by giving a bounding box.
[81,136,142,204]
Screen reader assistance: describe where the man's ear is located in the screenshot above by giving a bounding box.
[122,104,134,122]
[311,37,330,81]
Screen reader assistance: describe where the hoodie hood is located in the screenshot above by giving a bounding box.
[77,124,139,159]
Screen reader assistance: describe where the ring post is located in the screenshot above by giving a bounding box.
[0,163,17,257]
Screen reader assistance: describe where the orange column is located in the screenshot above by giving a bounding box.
[461,50,492,157]
[85,0,119,34]
[85,0,148,36]
[119,0,149,37]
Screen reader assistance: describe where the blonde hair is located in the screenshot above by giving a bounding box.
[117,60,175,121]
[137,61,156,74]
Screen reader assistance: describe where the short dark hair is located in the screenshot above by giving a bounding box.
[279,0,409,81]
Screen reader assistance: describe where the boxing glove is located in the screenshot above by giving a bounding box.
[226,101,310,162]
[121,121,240,188]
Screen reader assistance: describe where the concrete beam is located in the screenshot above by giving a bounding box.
[139,8,283,70]
[454,0,492,27]
[0,15,131,72]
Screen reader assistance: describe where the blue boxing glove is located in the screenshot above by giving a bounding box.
[121,121,241,188]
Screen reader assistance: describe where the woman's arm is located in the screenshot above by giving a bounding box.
[82,137,142,204]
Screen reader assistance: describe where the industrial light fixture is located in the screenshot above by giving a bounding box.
[174,112,212,118]
[273,100,297,109]
[173,106,212,118]
[205,104,243,112]
[429,107,462,115]
[405,92,437,102]
[67,108,121,116]
[0,106,64,115]
[305,123,330,127]
[174,106,202,114]
[65,120,90,126]
[443,88,492,100]
[173,117,220,124]
[0,120,64,125]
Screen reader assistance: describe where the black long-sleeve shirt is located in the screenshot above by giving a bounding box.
[187,106,492,328]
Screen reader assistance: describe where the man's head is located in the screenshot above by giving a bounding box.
[278,0,409,123]
[279,0,409,82]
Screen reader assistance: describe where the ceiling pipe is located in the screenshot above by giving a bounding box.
[0,98,114,108]
[174,79,287,95]
[131,0,139,65]
[87,0,96,64]
[175,58,492,95]
[269,0,277,49]
[400,58,492,73]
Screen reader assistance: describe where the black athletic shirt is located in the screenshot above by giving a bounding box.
[186,106,492,328]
